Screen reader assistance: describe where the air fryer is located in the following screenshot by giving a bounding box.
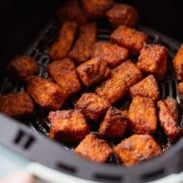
[0,0,183,183]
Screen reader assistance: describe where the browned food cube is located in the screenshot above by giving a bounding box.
[96,77,126,105]
[137,44,168,80]
[26,76,65,110]
[178,82,183,99]
[7,56,38,81]
[129,75,160,101]
[92,42,129,68]
[114,134,162,166]
[113,60,142,88]
[48,58,81,98]
[0,91,34,118]
[57,0,87,25]
[49,21,77,61]
[69,23,97,64]
[75,133,113,163]
[96,60,142,104]
[81,0,113,18]
[75,93,110,122]
[173,44,183,81]
[110,26,148,54]
[128,96,157,134]
[99,107,128,139]
[106,3,139,28]
[164,97,179,121]
[158,97,181,141]
[49,110,89,143]
[77,57,110,86]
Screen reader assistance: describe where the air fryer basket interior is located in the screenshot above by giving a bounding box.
[1,0,183,183]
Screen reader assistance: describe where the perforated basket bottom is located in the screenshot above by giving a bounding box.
[0,20,182,164]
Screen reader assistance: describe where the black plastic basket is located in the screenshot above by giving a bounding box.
[0,16,183,183]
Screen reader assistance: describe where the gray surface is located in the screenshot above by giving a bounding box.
[0,144,29,178]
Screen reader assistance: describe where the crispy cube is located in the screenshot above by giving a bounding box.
[26,76,65,110]
[49,21,77,61]
[106,3,139,28]
[173,44,183,81]
[113,60,142,88]
[77,57,110,86]
[75,93,110,122]
[137,44,168,80]
[92,42,129,68]
[0,91,34,118]
[96,77,126,104]
[128,96,157,134]
[129,75,160,101]
[99,107,128,139]
[81,0,113,18]
[75,133,113,163]
[164,97,179,121]
[114,134,162,166]
[110,26,148,54]
[69,23,97,64]
[48,58,81,98]
[49,110,89,143]
[158,97,181,141]
[7,55,38,81]
[57,0,87,25]
[96,60,142,104]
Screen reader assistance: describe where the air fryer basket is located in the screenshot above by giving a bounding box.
[1,1,183,183]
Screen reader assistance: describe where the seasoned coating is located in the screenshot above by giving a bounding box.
[92,42,129,68]
[7,56,38,81]
[48,58,81,98]
[164,97,179,121]
[57,0,86,25]
[75,133,113,163]
[114,134,162,166]
[137,44,168,80]
[96,77,126,105]
[113,60,142,88]
[110,26,148,54]
[77,57,110,86]
[26,76,65,110]
[158,97,181,141]
[81,0,113,18]
[75,93,110,122]
[49,110,89,143]
[69,23,97,64]
[128,96,157,134]
[96,60,142,104]
[99,107,128,139]
[178,81,183,98]
[106,3,139,28]
[173,44,183,81]
[0,91,34,118]
[49,21,77,61]
[129,75,160,101]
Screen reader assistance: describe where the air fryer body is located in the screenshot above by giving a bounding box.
[1,1,183,183]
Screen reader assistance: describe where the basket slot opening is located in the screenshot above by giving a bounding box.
[94,173,122,182]
[160,84,165,99]
[23,136,35,149]
[41,57,49,65]
[13,129,36,150]
[14,129,25,144]
[30,49,37,57]
[172,80,177,98]
[56,162,77,174]
[165,82,169,97]
[141,168,165,181]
